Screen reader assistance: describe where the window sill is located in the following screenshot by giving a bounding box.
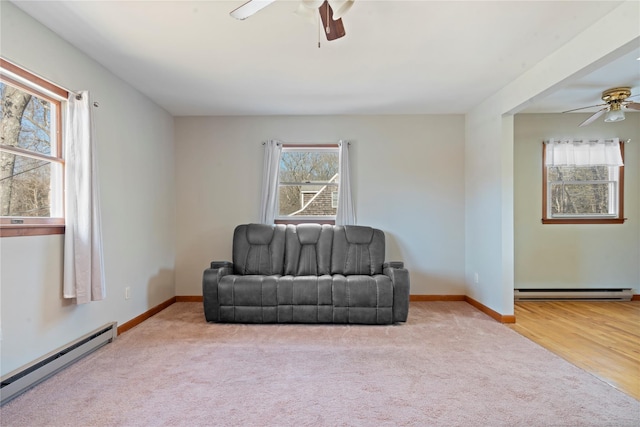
[542,218,625,225]
[275,218,336,225]
[0,225,65,237]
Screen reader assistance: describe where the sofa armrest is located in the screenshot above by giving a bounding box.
[211,261,232,269]
[203,261,234,322]
[384,261,404,269]
[384,262,410,323]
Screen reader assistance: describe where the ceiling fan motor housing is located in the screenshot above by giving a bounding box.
[601,87,631,103]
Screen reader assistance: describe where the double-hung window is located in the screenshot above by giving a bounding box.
[0,59,67,236]
[542,139,624,224]
[276,145,339,224]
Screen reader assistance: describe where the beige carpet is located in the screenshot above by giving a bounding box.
[1,302,638,426]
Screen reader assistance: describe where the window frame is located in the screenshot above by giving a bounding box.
[274,143,339,225]
[541,141,625,225]
[0,59,68,237]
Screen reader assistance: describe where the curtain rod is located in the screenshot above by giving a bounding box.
[262,141,350,146]
[544,139,630,144]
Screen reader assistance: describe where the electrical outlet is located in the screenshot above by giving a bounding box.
[474,273,479,284]
[125,287,131,300]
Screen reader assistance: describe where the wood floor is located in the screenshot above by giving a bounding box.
[508,301,640,401]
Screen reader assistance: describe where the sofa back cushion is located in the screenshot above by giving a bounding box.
[233,224,286,275]
[331,226,385,275]
[284,224,333,276]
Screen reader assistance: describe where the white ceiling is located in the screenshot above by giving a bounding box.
[11,0,640,116]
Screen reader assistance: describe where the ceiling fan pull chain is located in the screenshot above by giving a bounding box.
[317,12,321,48]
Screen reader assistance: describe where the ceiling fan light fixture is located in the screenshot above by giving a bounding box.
[327,0,354,20]
[604,107,625,123]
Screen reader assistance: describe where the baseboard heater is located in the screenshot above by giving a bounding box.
[514,288,633,301]
[0,322,117,405]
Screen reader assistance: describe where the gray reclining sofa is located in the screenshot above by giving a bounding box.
[203,223,410,324]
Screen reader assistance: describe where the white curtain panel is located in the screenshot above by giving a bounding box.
[336,140,356,225]
[545,138,623,167]
[259,140,282,224]
[63,91,106,304]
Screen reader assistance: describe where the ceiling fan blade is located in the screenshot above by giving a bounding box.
[624,101,640,111]
[319,0,346,41]
[578,108,607,127]
[230,0,276,20]
[328,0,355,20]
[562,103,607,113]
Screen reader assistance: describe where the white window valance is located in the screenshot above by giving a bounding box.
[544,138,623,167]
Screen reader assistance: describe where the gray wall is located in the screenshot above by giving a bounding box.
[174,115,467,297]
[0,3,176,376]
[514,113,639,292]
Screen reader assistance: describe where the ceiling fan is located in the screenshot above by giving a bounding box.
[230,0,354,41]
[563,87,640,127]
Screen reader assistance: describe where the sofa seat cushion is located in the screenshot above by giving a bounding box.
[277,275,333,305]
[218,273,393,324]
[331,274,393,324]
[331,274,393,307]
[218,275,280,307]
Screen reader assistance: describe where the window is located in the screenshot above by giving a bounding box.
[276,145,339,224]
[0,59,68,237]
[542,141,624,224]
